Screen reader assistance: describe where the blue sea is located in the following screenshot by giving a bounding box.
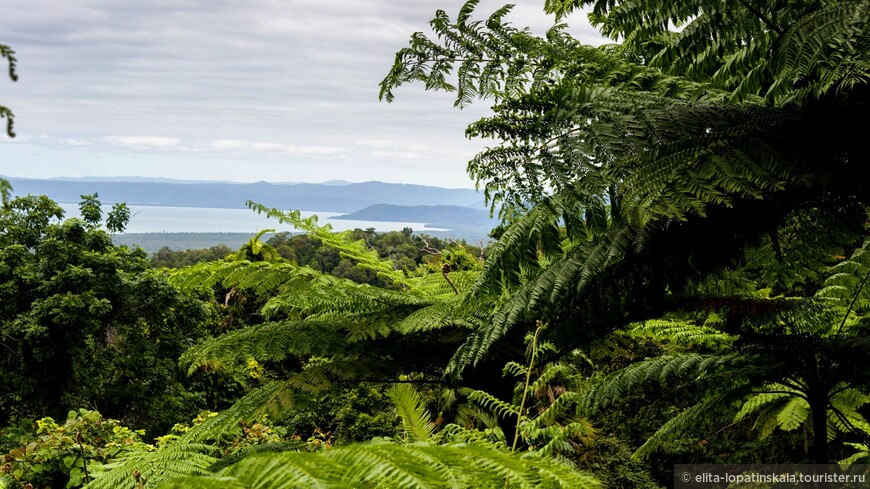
[57,203,448,234]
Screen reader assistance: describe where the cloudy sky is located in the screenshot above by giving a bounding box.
[0,0,603,188]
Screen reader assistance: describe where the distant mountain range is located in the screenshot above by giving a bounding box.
[3,177,496,237]
[4,177,484,213]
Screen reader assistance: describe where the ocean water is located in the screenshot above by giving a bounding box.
[57,203,448,234]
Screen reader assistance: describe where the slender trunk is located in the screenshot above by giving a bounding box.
[809,392,829,463]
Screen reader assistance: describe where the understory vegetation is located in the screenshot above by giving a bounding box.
[2,0,870,487]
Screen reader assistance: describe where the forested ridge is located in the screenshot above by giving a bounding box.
[2,0,870,487]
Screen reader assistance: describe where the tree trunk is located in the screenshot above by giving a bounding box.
[809,393,829,463]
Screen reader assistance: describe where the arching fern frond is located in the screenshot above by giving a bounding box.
[584,353,747,411]
[769,0,870,104]
[388,383,437,442]
[817,239,870,322]
[169,441,600,489]
[206,441,305,473]
[181,382,299,444]
[632,393,731,460]
[180,321,346,375]
[625,319,736,348]
[84,443,217,489]
[246,202,412,288]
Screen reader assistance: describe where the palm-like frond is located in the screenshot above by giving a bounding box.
[548,0,870,104]
[841,442,870,464]
[247,202,412,288]
[156,477,249,489]
[736,382,870,440]
[207,441,305,473]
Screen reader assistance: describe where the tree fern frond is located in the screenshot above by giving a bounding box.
[181,321,345,374]
[817,240,870,321]
[770,0,870,104]
[734,389,793,423]
[529,363,579,396]
[181,382,297,444]
[525,392,584,431]
[246,202,414,289]
[632,394,727,460]
[465,388,521,419]
[388,384,437,442]
[776,397,811,432]
[179,441,599,489]
[207,441,305,473]
[840,443,870,464]
[155,476,250,489]
[439,423,506,448]
[392,295,465,335]
[85,444,217,489]
[626,319,736,347]
[584,353,744,411]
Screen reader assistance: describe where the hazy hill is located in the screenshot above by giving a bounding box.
[4,177,483,213]
[335,204,495,228]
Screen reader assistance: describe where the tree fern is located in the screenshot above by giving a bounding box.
[383,0,870,384]
[736,382,870,441]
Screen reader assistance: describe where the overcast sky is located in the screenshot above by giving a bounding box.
[0,0,603,188]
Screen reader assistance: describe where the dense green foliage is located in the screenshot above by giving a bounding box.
[0,195,211,435]
[150,245,235,269]
[3,0,870,487]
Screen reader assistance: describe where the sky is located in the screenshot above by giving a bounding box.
[0,0,604,188]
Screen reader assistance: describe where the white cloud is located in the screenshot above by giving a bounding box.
[0,0,605,186]
[62,138,92,146]
[210,139,344,155]
[104,136,181,147]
